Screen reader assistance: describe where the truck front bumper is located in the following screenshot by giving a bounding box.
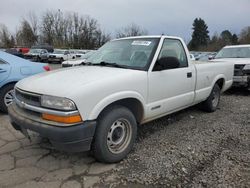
[233,75,250,88]
[8,104,96,152]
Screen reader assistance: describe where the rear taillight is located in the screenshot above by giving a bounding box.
[43,65,50,71]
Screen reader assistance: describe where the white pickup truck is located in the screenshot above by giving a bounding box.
[48,49,76,63]
[8,36,233,163]
[212,45,250,89]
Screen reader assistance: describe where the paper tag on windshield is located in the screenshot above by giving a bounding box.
[132,41,151,46]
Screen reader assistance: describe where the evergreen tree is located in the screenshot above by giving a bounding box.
[220,30,233,45]
[231,34,238,45]
[188,18,210,50]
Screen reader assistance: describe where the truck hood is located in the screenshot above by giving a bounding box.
[16,66,143,97]
[212,58,250,65]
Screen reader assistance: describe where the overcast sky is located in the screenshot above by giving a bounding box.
[0,0,250,42]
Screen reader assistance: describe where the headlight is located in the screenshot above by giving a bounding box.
[243,64,250,74]
[41,95,76,111]
[243,64,250,70]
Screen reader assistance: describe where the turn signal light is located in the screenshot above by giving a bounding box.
[43,65,51,71]
[42,113,82,124]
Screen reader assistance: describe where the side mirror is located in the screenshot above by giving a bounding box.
[208,56,214,60]
[154,56,180,71]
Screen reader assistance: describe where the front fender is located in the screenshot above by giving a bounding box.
[87,91,146,120]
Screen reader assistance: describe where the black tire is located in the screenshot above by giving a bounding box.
[0,83,15,113]
[200,84,221,112]
[93,105,137,163]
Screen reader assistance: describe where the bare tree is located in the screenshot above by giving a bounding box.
[116,23,147,38]
[95,29,111,47]
[41,11,55,45]
[0,24,15,48]
[38,10,110,49]
[239,26,250,44]
[16,19,38,47]
[28,12,39,37]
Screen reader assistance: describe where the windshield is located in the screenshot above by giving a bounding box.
[29,49,42,53]
[215,47,250,59]
[53,50,65,54]
[87,38,160,70]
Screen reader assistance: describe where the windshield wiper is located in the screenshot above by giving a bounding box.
[83,61,128,69]
[92,61,128,69]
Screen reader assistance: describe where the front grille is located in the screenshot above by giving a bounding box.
[15,88,41,107]
[234,64,245,76]
[49,55,56,58]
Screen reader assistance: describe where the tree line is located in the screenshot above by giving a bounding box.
[0,11,249,51]
[0,10,147,50]
[0,10,112,49]
[188,18,250,51]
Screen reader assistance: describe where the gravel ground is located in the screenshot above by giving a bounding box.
[109,89,250,187]
[0,65,249,188]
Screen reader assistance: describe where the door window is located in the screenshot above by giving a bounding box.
[155,39,188,70]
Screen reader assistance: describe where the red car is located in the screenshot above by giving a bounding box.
[16,47,30,54]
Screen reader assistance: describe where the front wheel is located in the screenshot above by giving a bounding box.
[0,84,15,113]
[93,105,137,163]
[200,84,221,112]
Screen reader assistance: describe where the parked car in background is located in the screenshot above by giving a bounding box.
[24,49,49,62]
[48,49,76,63]
[212,45,250,89]
[208,52,217,60]
[31,44,54,53]
[8,36,233,163]
[5,48,24,58]
[190,54,195,60]
[62,50,96,67]
[0,51,50,113]
[15,47,30,54]
[74,50,93,59]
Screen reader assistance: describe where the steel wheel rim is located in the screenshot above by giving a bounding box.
[4,89,14,106]
[212,90,219,108]
[107,118,132,154]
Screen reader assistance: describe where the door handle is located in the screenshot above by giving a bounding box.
[0,69,7,73]
[187,72,192,78]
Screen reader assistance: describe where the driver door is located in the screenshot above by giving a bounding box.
[147,38,196,119]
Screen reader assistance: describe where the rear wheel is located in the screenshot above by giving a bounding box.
[200,84,221,112]
[93,105,137,163]
[0,84,15,113]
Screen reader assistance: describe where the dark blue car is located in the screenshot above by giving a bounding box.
[0,51,50,113]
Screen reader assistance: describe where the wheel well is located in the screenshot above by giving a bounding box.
[98,98,144,124]
[216,78,224,90]
[1,82,17,90]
